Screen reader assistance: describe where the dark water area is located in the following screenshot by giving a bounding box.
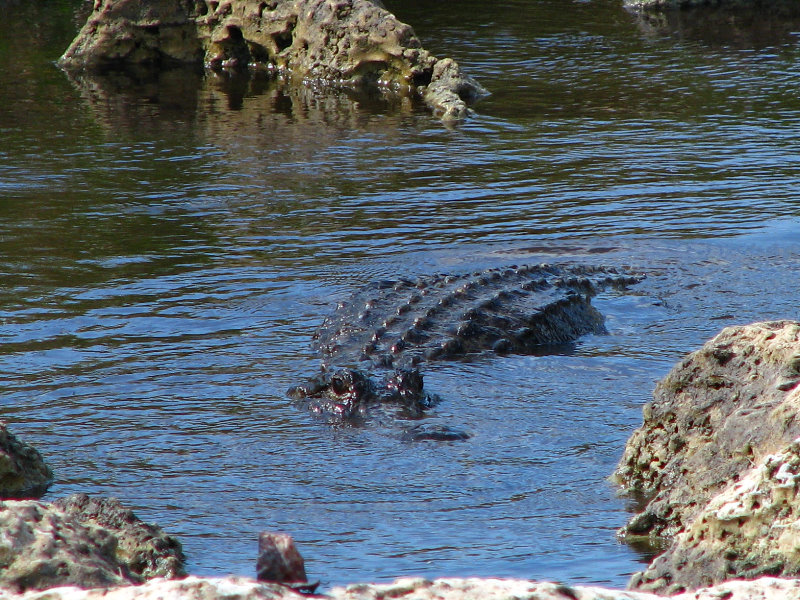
[2,0,800,589]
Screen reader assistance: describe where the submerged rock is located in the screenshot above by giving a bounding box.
[57,0,487,120]
[0,495,184,592]
[614,321,800,593]
[0,422,53,499]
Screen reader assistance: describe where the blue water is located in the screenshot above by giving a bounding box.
[1,0,800,589]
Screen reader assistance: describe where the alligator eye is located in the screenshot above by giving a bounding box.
[331,376,347,395]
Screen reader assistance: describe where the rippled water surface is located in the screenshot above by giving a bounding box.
[2,0,800,589]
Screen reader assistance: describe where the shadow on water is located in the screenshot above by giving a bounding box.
[627,1,800,48]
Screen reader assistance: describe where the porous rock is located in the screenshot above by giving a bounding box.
[54,493,186,582]
[631,438,800,593]
[614,321,800,540]
[332,577,661,600]
[0,577,311,600]
[57,0,487,120]
[333,576,800,600]
[0,422,53,498]
[2,575,800,600]
[56,0,203,67]
[0,495,184,592]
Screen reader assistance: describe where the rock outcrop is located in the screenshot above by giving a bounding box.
[54,494,186,583]
[57,0,487,120]
[614,321,800,593]
[333,577,660,599]
[0,422,53,499]
[627,2,800,49]
[0,577,310,600]
[0,495,184,592]
[2,575,800,600]
[615,321,800,539]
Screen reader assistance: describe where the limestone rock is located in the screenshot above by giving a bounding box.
[56,0,202,68]
[54,493,186,581]
[626,1,800,48]
[624,0,796,9]
[0,496,184,592]
[334,576,800,599]
[0,422,53,499]
[614,321,800,539]
[631,438,800,594]
[3,575,800,600]
[57,0,487,120]
[673,577,800,600]
[331,577,663,600]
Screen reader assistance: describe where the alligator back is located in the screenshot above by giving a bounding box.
[316,263,639,372]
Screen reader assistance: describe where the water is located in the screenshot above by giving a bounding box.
[2,0,800,589]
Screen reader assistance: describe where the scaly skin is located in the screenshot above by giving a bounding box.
[289,263,643,420]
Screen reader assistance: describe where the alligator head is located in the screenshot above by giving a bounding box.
[288,367,437,419]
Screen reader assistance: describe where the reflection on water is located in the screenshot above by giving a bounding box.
[2,0,800,590]
[629,1,800,48]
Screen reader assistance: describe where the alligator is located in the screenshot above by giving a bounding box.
[288,263,642,427]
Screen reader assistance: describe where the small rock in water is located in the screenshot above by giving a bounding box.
[256,532,308,585]
[401,424,471,442]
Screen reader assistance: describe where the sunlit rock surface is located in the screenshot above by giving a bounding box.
[632,439,800,593]
[332,577,662,599]
[2,576,800,600]
[54,494,186,583]
[614,321,800,593]
[0,422,52,499]
[57,0,487,120]
[256,532,308,585]
[615,321,800,539]
[0,578,309,600]
[0,495,184,592]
